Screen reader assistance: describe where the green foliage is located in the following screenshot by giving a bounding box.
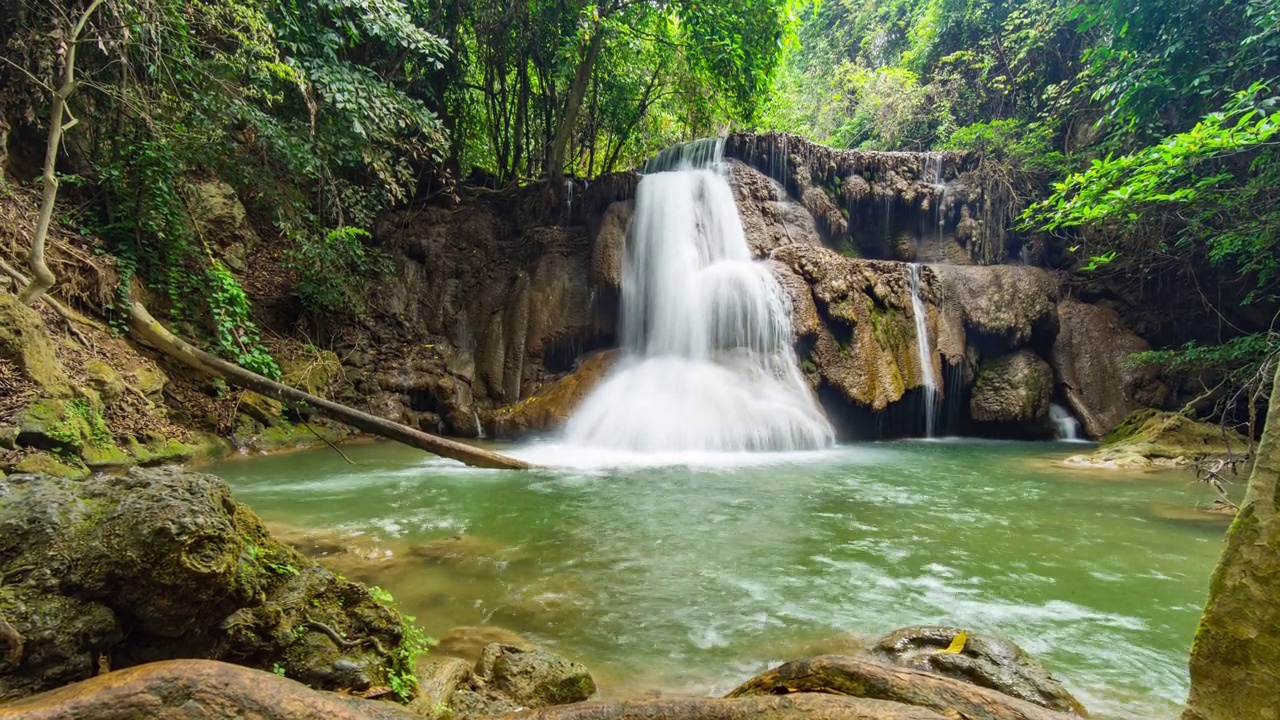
[1131,334,1279,378]
[1027,86,1280,303]
[289,227,391,316]
[367,585,435,702]
[943,119,1067,175]
[208,262,281,379]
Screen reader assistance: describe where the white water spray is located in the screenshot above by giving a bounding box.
[564,139,834,452]
[907,263,938,438]
[1050,403,1083,441]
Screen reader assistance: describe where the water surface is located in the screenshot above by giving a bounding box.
[205,440,1228,719]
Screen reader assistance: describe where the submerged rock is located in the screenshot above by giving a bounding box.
[871,626,1087,715]
[0,467,415,700]
[969,350,1053,424]
[436,626,536,664]
[1064,409,1250,469]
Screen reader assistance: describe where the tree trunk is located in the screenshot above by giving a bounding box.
[545,24,605,190]
[126,302,534,470]
[19,0,106,306]
[729,655,1078,720]
[1182,360,1280,720]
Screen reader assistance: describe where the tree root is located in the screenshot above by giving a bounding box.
[304,620,388,657]
[728,655,1081,720]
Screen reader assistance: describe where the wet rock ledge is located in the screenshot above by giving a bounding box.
[1,467,1087,720]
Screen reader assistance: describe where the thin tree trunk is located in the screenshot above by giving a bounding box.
[126,302,534,470]
[1182,360,1280,720]
[20,0,106,306]
[545,24,604,188]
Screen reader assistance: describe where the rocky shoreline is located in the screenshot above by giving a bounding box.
[1,466,1090,720]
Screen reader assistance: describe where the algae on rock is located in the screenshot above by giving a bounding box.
[0,467,423,701]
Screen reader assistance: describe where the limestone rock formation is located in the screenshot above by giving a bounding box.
[934,266,1059,349]
[490,350,619,436]
[723,132,1011,264]
[969,351,1054,424]
[350,194,618,436]
[0,467,414,700]
[1051,298,1170,438]
[771,245,953,418]
[1064,409,1249,469]
[871,626,1086,715]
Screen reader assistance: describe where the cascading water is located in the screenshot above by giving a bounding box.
[907,263,938,438]
[1050,403,1084,441]
[563,139,834,452]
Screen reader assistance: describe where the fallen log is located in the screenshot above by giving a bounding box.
[0,659,420,720]
[495,694,952,719]
[727,655,1080,720]
[3,260,532,470]
[127,302,534,470]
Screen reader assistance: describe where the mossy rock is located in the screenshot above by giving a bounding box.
[0,467,418,700]
[82,359,127,405]
[1101,409,1249,461]
[0,293,74,397]
[236,421,349,453]
[15,397,130,469]
[282,351,342,398]
[239,391,285,427]
[125,365,169,398]
[12,451,89,479]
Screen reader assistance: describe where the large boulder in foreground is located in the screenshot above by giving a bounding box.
[1051,298,1169,438]
[1064,409,1250,469]
[0,467,414,700]
[0,659,418,720]
[969,351,1054,424]
[871,626,1086,715]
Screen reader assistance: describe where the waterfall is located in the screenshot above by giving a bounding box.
[1050,403,1083,441]
[907,263,938,438]
[564,139,834,452]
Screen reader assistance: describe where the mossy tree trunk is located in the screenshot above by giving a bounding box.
[1183,360,1280,720]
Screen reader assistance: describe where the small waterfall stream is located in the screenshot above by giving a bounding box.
[564,139,834,452]
[1050,403,1084,441]
[907,263,938,438]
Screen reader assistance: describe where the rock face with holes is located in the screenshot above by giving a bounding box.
[0,467,413,701]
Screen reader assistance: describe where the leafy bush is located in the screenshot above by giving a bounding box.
[289,227,392,316]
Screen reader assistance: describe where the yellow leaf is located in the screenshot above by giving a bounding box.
[942,631,967,654]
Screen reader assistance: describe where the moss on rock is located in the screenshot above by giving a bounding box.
[0,294,74,398]
[1065,409,1250,469]
[0,467,420,700]
[12,451,89,479]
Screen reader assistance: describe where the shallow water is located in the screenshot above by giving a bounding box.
[205,440,1230,719]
